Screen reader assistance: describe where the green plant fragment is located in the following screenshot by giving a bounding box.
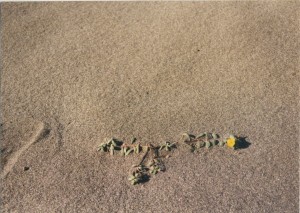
[147,160,154,167]
[212,133,219,139]
[120,147,125,156]
[125,148,133,156]
[229,134,235,139]
[142,146,148,152]
[211,140,218,146]
[135,144,140,154]
[195,141,205,148]
[111,139,117,146]
[196,133,206,138]
[205,141,211,148]
[110,145,114,155]
[131,138,137,144]
[182,133,191,142]
[206,133,212,139]
[128,175,135,181]
[159,145,166,151]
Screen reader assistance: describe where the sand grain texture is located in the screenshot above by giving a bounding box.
[1,2,299,212]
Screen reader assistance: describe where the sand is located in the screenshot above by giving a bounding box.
[1,2,299,212]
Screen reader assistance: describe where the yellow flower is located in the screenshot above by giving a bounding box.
[226,137,236,148]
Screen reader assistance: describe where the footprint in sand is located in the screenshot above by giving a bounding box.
[1,122,50,179]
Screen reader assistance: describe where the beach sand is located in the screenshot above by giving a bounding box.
[1,2,299,212]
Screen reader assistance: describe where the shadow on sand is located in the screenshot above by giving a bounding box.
[237,137,251,149]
